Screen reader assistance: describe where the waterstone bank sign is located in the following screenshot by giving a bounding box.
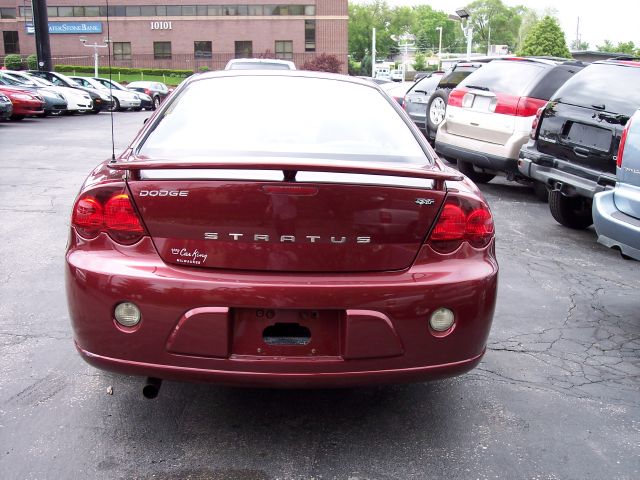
[26,22,103,34]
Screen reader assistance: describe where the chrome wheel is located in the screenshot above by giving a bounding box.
[429,97,446,125]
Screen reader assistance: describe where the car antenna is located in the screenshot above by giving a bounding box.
[106,0,116,163]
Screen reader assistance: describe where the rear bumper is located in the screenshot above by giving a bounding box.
[518,142,616,198]
[66,234,498,388]
[435,123,527,175]
[593,189,640,260]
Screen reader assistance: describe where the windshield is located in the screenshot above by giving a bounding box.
[138,76,428,164]
[0,73,25,86]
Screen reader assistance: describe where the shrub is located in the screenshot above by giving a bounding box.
[26,54,38,70]
[54,64,194,77]
[198,65,211,72]
[4,54,22,70]
[302,54,343,74]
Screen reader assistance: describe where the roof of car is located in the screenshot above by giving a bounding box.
[187,70,379,89]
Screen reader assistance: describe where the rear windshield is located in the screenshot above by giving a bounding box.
[552,63,640,115]
[408,74,443,95]
[138,76,429,164]
[458,60,547,96]
[437,65,481,89]
[229,63,291,70]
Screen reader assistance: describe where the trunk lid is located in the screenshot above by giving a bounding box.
[128,173,447,272]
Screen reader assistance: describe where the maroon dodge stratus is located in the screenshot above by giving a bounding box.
[66,71,498,396]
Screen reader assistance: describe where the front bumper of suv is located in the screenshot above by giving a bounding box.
[518,141,616,198]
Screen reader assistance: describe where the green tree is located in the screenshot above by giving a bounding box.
[570,39,589,51]
[348,1,395,61]
[464,0,523,52]
[517,16,571,58]
[597,39,615,52]
[412,5,460,54]
[412,52,427,71]
[516,7,539,52]
[615,41,636,54]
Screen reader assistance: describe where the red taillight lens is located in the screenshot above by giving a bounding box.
[429,196,494,253]
[144,88,152,95]
[72,188,146,245]
[72,197,103,238]
[448,88,467,107]
[617,118,632,168]
[493,94,546,117]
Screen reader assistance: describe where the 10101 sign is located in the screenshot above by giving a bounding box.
[150,21,172,30]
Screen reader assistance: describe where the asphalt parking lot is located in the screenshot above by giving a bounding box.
[1,112,639,480]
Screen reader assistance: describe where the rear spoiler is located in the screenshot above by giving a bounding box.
[109,157,463,182]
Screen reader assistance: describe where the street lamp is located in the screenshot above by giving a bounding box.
[455,7,473,61]
[394,32,415,81]
[435,26,443,68]
[80,36,111,77]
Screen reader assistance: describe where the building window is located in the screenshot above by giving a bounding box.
[194,41,212,58]
[140,6,156,16]
[275,41,293,60]
[84,6,99,16]
[57,6,73,17]
[125,6,141,16]
[113,42,131,60]
[154,41,172,59]
[3,31,19,54]
[248,6,263,16]
[305,20,316,52]
[235,41,252,58]
[0,7,16,19]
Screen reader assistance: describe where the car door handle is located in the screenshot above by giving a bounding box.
[573,147,590,157]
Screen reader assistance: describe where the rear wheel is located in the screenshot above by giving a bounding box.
[152,96,160,110]
[427,90,449,135]
[548,191,593,229]
[457,160,495,184]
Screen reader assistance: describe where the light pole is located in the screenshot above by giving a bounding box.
[435,26,443,68]
[395,32,415,81]
[455,8,473,61]
[80,36,111,77]
[371,27,376,78]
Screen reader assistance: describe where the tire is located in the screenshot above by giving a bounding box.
[457,160,495,184]
[426,90,449,135]
[10,115,24,121]
[152,96,160,110]
[133,106,142,112]
[548,191,593,229]
[533,182,549,202]
[109,98,121,112]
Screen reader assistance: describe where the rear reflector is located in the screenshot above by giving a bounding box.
[428,195,494,253]
[617,117,633,168]
[72,186,146,244]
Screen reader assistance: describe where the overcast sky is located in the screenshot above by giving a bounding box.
[354,0,639,50]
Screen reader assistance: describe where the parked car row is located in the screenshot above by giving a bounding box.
[0,70,167,121]
[418,56,640,260]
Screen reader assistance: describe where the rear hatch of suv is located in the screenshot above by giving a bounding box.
[535,61,640,177]
[404,73,443,127]
[444,59,581,146]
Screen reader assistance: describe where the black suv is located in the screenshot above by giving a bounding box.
[519,60,640,228]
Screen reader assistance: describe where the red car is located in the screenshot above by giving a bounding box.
[0,85,44,120]
[66,71,498,396]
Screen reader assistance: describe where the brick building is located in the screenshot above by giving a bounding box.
[0,1,347,71]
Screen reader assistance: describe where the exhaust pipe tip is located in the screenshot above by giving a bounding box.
[142,377,162,399]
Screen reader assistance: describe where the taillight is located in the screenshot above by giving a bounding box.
[530,106,545,139]
[72,186,146,244]
[144,88,152,95]
[617,117,633,168]
[493,94,546,117]
[428,196,494,253]
[448,88,467,107]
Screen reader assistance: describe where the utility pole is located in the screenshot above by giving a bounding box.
[80,37,111,77]
[436,26,443,67]
[575,17,580,49]
[31,0,52,71]
[371,27,376,77]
